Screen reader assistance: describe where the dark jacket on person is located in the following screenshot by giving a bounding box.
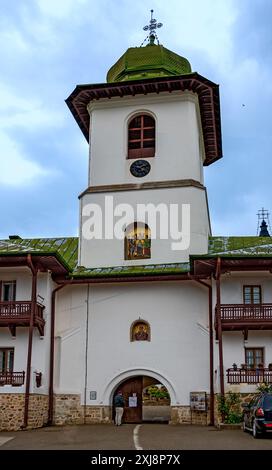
[114,394,124,407]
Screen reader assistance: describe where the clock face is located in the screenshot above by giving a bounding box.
[130,160,151,178]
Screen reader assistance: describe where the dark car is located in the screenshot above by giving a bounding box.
[243,392,272,438]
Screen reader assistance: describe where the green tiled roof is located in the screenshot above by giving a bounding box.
[72,262,190,278]
[1,235,272,278]
[0,236,189,277]
[107,44,192,83]
[0,237,78,271]
[208,236,272,256]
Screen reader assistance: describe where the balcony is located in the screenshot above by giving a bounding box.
[215,304,272,335]
[0,371,25,386]
[227,367,272,384]
[0,301,45,336]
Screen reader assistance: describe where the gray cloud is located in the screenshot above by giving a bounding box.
[0,0,272,239]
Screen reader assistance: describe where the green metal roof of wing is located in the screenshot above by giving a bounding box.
[0,237,189,276]
[2,235,272,278]
[106,43,192,83]
[208,236,272,256]
[72,262,190,278]
[0,237,79,271]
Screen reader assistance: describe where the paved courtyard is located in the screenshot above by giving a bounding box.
[0,424,272,450]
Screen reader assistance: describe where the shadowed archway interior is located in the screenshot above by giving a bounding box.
[112,375,170,424]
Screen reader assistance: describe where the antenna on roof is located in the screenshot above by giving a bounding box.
[257,208,271,237]
[141,9,163,47]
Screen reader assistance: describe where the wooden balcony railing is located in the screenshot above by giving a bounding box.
[227,367,272,384]
[215,304,272,336]
[0,371,25,386]
[220,304,272,322]
[0,301,45,336]
[0,301,44,319]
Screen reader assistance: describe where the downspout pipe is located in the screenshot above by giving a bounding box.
[216,257,225,397]
[48,284,64,425]
[23,254,37,429]
[83,284,90,424]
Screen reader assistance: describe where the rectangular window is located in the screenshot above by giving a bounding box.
[245,348,264,368]
[243,285,261,304]
[0,281,16,301]
[0,348,14,373]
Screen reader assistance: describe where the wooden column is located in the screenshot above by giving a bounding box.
[216,257,225,397]
[207,277,214,426]
[48,284,64,425]
[23,255,37,428]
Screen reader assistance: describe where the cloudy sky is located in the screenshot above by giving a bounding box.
[0,0,272,239]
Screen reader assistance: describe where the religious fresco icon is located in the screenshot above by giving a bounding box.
[131,321,150,342]
[125,222,151,260]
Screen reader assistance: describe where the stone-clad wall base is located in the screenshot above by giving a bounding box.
[84,405,111,424]
[0,394,48,431]
[171,393,259,426]
[53,395,83,425]
[0,394,24,431]
[54,395,213,425]
[53,394,111,425]
[27,395,48,429]
[0,392,259,430]
[170,406,209,425]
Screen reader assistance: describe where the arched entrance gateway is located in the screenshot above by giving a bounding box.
[112,375,171,424]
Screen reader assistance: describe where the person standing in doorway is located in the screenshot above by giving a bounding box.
[114,390,125,426]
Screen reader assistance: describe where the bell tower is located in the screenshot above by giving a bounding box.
[66,12,222,268]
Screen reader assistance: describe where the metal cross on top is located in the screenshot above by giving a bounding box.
[142,9,163,45]
[256,207,271,235]
[258,208,269,221]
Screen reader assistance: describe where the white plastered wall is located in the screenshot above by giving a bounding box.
[54,281,210,407]
[80,186,210,267]
[88,92,205,187]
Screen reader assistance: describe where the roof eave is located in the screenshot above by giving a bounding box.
[0,252,71,274]
[65,72,223,166]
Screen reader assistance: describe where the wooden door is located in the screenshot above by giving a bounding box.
[114,377,143,423]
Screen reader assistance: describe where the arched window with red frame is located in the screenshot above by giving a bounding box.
[128,114,155,159]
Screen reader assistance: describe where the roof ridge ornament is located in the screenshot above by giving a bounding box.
[257,208,271,237]
[141,9,163,46]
